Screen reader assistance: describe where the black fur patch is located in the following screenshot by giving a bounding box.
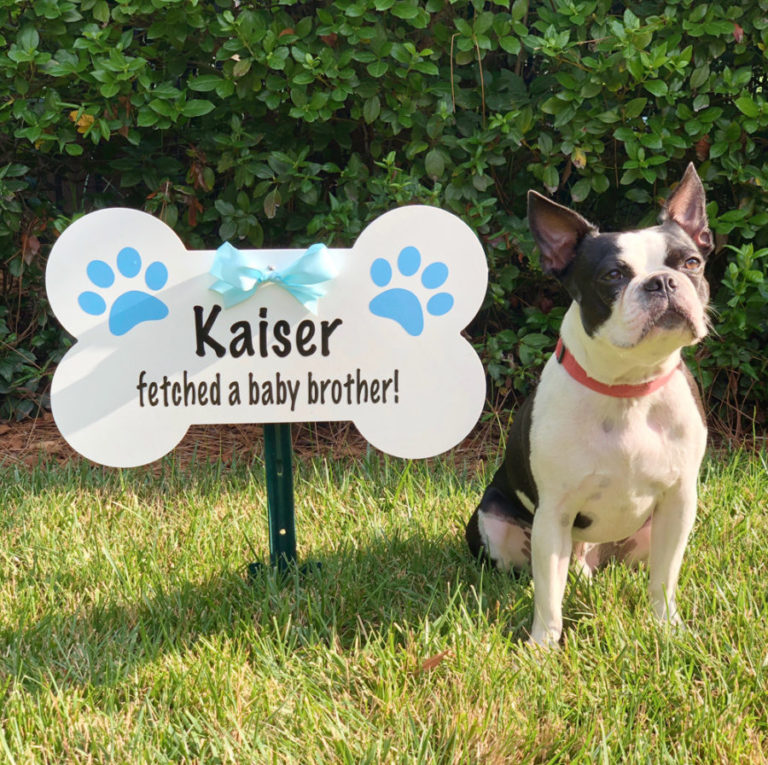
[573,513,592,529]
[559,232,627,336]
[489,391,539,512]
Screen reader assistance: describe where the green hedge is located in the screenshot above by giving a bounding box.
[1,0,767,435]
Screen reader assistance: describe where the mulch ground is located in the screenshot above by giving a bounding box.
[0,412,500,471]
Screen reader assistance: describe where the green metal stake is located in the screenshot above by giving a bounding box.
[263,422,297,573]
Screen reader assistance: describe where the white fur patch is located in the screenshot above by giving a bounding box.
[529,357,706,544]
[592,230,707,353]
[478,512,530,571]
[614,230,667,273]
[515,490,536,513]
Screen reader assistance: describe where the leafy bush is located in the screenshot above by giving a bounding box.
[1,0,766,435]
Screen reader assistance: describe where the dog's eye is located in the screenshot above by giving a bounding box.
[602,269,624,281]
[683,256,702,270]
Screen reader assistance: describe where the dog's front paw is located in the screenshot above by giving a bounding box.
[525,637,560,653]
[651,595,682,626]
[651,598,689,637]
[658,611,687,634]
[526,626,562,650]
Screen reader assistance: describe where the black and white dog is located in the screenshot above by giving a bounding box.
[466,163,712,647]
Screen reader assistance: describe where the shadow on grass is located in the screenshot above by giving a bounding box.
[2,456,542,693]
[4,533,539,693]
[0,456,638,693]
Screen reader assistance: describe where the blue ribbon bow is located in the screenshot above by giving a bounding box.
[209,242,335,313]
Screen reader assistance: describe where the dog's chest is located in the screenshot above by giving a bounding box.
[529,361,705,542]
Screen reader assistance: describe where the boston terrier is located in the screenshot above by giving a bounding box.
[466,163,712,647]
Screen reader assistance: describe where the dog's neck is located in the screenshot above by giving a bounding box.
[559,304,683,386]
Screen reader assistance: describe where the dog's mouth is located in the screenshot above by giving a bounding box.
[641,305,700,342]
[655,306,691,330]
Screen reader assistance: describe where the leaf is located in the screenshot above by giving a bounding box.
[182,100,215,118]
[391,2,418,19]
[555,72,578,90]
[623,8,640,29]
[591,174,609,193]
[189,74,222,92]
[580,81,601,98]
[149,99,174,117]
[695,135,711,161]
[233,58,252,78]
[18,24,39,52]
[704,20,734,36]
[344,3,366,18]
[263,188,281,219]
[100,81,120,98]
[363,95,381,124]
[69,111,95,134]
[735,96,759,118]
[570,177,590,202]
[455,18,472,37]
[292,71,314,85]
[215,80,235,99]
[219,220,236,241]
[644,80,668,97]
[500,35,521,55]
[2,164,29,178]
[624,97,647,119]
[521,332,552,349]
[214,199,235,216]
[367,60,388,78]
[419,650,451,673]
[160,203,178,228]
[692,94,710,112]
[684,118,703,136]
[511,0,528,22]
[414,60,438,75]
[689,64,710,89]
[473,12,494,35]
[542,165,559,193]
[708,140,728,159]
[425,148,445,179]
[540,96,566,115]
[93,0,109,23]
[136,108,158,127]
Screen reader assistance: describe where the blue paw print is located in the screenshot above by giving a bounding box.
[368,246,454,336]
[77,247,169,336]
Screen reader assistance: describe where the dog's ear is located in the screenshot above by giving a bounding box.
[527,190,597,275]
[662,163,713,255]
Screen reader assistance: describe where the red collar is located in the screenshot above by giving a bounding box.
[554,338,679,398]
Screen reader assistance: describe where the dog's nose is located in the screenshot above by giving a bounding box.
[643,272,677,295]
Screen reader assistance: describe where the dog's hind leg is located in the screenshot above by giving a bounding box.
[571,541,597,579]
[465,488,532,572]
[582,516,652,571]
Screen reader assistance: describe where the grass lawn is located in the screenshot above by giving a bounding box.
[1,444,767,763]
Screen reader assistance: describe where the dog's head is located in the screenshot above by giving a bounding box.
[528,163,712,354]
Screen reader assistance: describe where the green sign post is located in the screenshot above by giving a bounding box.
[263,423,297,572]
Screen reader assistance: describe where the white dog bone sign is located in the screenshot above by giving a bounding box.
[46,206,488,468]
